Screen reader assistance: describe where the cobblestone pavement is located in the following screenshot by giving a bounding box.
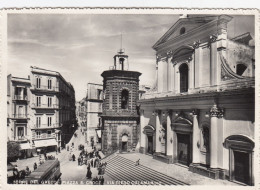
[120,153,238,185]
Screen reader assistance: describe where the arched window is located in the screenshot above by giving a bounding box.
[179,63,189,93]
[121,89,129,109]
[236,64,247,76]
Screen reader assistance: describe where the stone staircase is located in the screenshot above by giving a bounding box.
[106,155,189,185]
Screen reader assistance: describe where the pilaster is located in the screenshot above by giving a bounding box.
[155,110,161,153]
[166,110,173,156]
[192,109,200,164]
[209,104,224,168]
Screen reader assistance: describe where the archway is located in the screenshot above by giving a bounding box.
[143,125,155,154]
[224,135,254,185]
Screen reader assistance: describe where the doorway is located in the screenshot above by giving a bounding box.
[177,133,191,166]
[147,135,153,154]
[122,142,127,152]
[121,134,128,152]
[234,151,250,185]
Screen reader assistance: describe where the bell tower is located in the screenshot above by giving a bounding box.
[101,42,142,154]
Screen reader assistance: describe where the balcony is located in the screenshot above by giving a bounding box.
[12,114,29,119]
[14,135,29,141]
[32,123,61,129]
[31,85,59,93]
[31,103,59,109]
[13,95,28,101]
[33,133,56,140]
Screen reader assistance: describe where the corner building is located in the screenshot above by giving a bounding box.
[101,49,141,153]
[138,15,255,185]
[30,66,76,152]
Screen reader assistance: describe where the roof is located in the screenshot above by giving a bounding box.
[152,15,232,50]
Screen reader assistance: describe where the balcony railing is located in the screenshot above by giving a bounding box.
[33,123,61,129]
[32,85,59,92]
[13,114,28,119]
[13,95,28,101]
[34,133,56,140]
[31,103,59,109]
[14,135,29,141]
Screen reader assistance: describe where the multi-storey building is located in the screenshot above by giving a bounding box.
[85,83,103,147]
[30,66,76,152]
[138,15,255,185]
[7,74,33,158]
[76,98,87,129]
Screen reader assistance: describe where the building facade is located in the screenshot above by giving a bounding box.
[7,75,33,158]
[21,66,76,153]
[101,49,141,153]
[85,83,103,147]
[76,98,87,129]
[138,15,255,185]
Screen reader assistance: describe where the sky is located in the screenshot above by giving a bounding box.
[7,14,255,101]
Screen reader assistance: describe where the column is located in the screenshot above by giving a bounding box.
[155,110,161,153]
[192,109,200,164]
[189,54,195,90]
[166,110,173,156]
[210,104,224,168]
[140,109,146,153]
[167,57,172,92]
[157,60,163,92]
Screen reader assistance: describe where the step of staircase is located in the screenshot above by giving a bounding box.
[106,155,189,185]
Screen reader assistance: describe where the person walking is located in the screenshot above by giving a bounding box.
[86,168,92,179]
[78,156,81,166]
[100,176,104,185]
[33,162,37,171]
[72,154,75,161]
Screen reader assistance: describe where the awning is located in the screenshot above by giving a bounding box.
[34,139,57,148]
[20,142,31,150]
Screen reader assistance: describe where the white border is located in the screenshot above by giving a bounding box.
[0,8,259,190]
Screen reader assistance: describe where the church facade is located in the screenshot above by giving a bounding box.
[138,15,255,185]
[101,49,141,154]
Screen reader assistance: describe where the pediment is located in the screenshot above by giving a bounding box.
[172,116,192,126]
[153,16,218,49]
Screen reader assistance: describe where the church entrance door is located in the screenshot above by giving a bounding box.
[234,151,250,185]
[147,135,153,154]
[177,133,191,166]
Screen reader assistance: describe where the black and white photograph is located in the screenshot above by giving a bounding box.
[2,9,258,187]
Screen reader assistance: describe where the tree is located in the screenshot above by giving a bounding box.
[7,141,20,162]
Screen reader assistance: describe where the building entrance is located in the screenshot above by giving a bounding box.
[121,134,128,152]
[122,142,127,152]
[147,135,153,154]
[234,151,250,185]
[177,133,191,166]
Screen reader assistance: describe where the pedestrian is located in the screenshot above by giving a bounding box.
[57,178,62,185]
[33,162,37,170]
[90,158,94,167]
[78,156,81,166]
[72,154,75,161]
[100,176,104,185]
[135,158,140,166]
[86,168,92,179]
